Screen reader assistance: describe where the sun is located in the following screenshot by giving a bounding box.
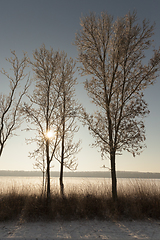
[46,130,54,139]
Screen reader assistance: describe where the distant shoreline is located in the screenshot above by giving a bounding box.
[0,170,160,179]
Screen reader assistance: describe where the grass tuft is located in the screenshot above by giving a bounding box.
[0,179,160,221]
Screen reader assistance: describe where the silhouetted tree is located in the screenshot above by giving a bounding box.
[0,51,30,157]
[75,11,160,201]
[22,45,62,200]
[54,52,81,197]
[22,45,80,200]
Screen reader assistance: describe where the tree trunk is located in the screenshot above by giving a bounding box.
[59,162,64,197]
[0,144,3,157]
[60,125,65,197]
[60,81,65,197]
[42,154,45,194]
[42,170,45,194]
[46,139,50,201]
[46,162,50,200]
[60,112,65,197]
[110,151,118,202]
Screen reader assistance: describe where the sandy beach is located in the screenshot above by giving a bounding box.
[0,219,160,239]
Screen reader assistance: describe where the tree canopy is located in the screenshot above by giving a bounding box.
[75,11,160,201]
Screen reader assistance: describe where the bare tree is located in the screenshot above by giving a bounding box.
[75,11,160,201]
[54,52,81,197]
[32,144,46,193]
[0,51,30,157]
[22,45,63,200]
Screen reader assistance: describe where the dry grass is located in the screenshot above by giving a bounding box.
[0,178,160,221]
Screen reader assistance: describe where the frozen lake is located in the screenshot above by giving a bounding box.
[0,176,160,195]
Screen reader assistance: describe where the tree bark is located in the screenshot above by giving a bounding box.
[60,128,65,197]
[0,145,3,157]
[46,139,50,201]
[110,150,117,202]
[60,80,65,197]
[42,170,45,194]
[59,158,64,197]
[42,156,45,194]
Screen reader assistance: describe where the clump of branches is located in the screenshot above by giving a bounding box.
[0,51,30,156]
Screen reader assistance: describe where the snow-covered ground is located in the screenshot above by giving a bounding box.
[0,220,160,240]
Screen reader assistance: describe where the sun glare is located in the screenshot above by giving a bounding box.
[46,130,54,139]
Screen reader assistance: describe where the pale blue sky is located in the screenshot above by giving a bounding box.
[0,0,160,172]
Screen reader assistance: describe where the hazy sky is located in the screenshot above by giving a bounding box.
[0,0,160,172]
